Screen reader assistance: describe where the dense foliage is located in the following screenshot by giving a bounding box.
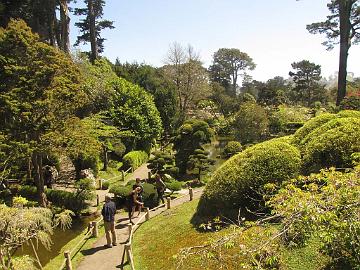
[147,151,178,176]
[110,77,163,151]
[173,120,214,174]
[233,102,269,144]
[0,19,84,206]
[292,110,360,173]
[122,151,149,171]
[269,168,360,268]
[196,139,301,218]
[223,141,242,158]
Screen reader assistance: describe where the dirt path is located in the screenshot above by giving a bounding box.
[77,188,204,270]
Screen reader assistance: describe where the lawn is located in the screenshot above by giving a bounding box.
[130,199,330,270]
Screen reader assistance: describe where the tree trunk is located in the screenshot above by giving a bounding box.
[32,152,47,207]
[59,0,70,53]
[336,0,352,106]
[27,157,32,182]
[88,0,98,64]
[47,0,57,46]
[103,146,108,171]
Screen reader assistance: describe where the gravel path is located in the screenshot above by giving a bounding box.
[77,188,204,270]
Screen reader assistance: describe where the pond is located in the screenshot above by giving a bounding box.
[203,136,233,171]
[15,215,96,266]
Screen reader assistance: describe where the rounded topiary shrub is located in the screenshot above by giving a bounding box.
[223,141,242,158]
[301,117,360,173]
[292,113,336,145]
[196,139,301,219]
[293,110,360,146]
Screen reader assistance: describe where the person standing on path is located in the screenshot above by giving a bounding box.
[155,174,166,204]
[132,178,144,216]
[102,194,117,248]
[127,187,144,224]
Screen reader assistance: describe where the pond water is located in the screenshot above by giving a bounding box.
[203,136,233,171]
[16,215,96,266]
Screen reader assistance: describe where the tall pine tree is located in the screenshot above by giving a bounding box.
[74,0,114,63]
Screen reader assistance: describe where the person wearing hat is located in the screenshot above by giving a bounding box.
[102,194,117,248]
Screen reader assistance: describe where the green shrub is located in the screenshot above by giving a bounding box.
[166,180,182,192]
[269,105,311,134]
[196,139,301,218]
[340,95,360,110]
[111,181,159,208]
[17,184,94,215]
[17,179,95,214]
[233,102,269,143]
[17,185,38,201]
[292,113,336,145]
[110,184,132,206]
[141,182,158,208]
[112,141,126,158]
[102,180,110,190]
[269,168,360,268]
[223,141,242,158]
[293,110,360,145]
[122,150,148,170]
[301,117,360,173]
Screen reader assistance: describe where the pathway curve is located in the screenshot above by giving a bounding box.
[91,163,151,211]
[77,188,204,270]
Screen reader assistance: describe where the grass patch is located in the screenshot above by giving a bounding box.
[129,199,227,270]
[129,199,329,270]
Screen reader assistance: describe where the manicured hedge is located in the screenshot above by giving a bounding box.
[197,139,301,218]
[301,117,360,173]
[122,150,149,170]
[111,181,159,208]
[292,110,360,173]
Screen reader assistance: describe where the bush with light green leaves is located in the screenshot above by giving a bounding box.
[223,141,242,158]
[196,139,301,218]
[268,167,360,269]
[292,110,360,173]
[122,150,149,171]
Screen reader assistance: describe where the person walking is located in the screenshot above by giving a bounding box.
[101,194,117,248]
[132,178,144,216]
[155,174,166,204]
[127,186,144,224]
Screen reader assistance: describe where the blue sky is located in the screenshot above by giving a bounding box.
[69,0,360,82]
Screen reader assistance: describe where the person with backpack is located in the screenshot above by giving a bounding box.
[101,194,117,248]
[155,174,166,204]
[127,186,144,224]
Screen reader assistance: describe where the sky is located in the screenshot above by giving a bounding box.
[69,0,360,82]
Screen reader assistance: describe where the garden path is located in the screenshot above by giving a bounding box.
[91,163,151,211]
[77,188,204,270]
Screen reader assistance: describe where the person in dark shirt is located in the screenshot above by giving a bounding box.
[127,187,144,224]
[132,178,144,216]
[101,194,117,248]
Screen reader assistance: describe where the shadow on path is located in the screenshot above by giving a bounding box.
[81,245,108,256]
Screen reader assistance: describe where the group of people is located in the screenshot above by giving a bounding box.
[101,174,167,248]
